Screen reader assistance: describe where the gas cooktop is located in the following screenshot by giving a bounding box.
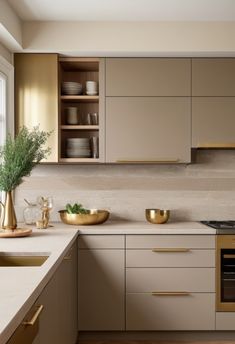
[201,221,235,230]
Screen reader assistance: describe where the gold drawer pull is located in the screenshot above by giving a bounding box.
[64,247,74,260]
[22,305,44,326]
[152,248,191,253]
[152,291,190,296]
[116,159,179,164]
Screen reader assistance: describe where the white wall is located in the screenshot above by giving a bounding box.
[0,0,22,49]
[23,21,235,55]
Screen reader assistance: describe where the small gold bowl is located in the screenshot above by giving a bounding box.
[59,209,110,226]
[145,209,170,224]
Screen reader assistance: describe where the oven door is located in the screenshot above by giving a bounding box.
[217,235,235,311]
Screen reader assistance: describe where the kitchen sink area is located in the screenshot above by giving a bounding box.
[0,253,50,267]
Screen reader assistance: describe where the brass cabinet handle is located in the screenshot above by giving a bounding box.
[152,248,191,253]
[152,291,190,296]
[197,143,235,148]
[64,247,73,260]
[116,159,179,164]
[22,305,44,326]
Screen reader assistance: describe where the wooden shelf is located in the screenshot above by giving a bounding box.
[61,95,99,103]
[59,158,99,163]
[60,125,99,130]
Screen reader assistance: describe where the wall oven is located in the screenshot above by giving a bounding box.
[217,235,235,311]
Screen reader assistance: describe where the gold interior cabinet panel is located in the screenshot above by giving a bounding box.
[14,53,58,162]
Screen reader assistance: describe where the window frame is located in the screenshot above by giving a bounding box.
[0,56,14,202]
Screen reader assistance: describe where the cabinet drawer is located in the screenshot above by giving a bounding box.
[106,97,191,163]
[78,235,125,249]
[126,268,215,292]
[126,249,215,267]
[192,58,235,96]
[106,58,191,96]
[192,97,235,147]
[126,293,215,330]
[126,235,215,249]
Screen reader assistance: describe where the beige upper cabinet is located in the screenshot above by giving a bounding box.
[106,58,191,96]
[14,54,58,162]
[192,58,235,96]
[192,97,235,147]
[106,97,191,163]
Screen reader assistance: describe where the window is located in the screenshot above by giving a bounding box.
[0,71,6,148]
[0,56,14,202]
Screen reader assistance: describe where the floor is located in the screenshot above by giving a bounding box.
[78,341,235,344]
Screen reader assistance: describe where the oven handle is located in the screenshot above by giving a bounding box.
[223,254,235,259]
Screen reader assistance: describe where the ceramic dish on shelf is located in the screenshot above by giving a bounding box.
[62,82,83,95]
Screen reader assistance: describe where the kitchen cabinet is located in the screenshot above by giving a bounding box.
[192,97,235,148]
[6,301,43,344]
[126,234,216,331]
[78,235,125,331]
[33,241,77,344]
[192,58,235,148]
[192,58,235,96]
[59,58,105,163]
[106,97,191,163]
[14,53,59,163]
[106,58,191,96]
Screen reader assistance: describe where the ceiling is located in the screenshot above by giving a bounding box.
[7,0,235,22]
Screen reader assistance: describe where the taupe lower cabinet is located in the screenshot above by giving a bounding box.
[106,58,191,96]
[106,97,191,163]
[78,235,125,331]
[14,54,58,162]
[32,241,77,344]
[126,235,216,331]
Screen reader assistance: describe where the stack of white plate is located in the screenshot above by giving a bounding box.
[62,82,83,95]
[66,138,91,158]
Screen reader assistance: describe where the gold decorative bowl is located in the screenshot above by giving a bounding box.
[59,209,110,225]
[145,209,170,224]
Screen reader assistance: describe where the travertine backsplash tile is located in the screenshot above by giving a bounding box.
[15,150,235,222]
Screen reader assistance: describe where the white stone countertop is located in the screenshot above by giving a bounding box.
[0,220,215,343]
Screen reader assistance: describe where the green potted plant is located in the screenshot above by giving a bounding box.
[0,126,50,231]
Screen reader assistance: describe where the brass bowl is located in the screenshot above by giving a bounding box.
[145,209,170,224]
[59,209,110,225]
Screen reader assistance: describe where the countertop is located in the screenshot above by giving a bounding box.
[0,220,215,343]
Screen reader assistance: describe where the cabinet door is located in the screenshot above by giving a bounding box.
[57,242,78,344]
[192,97,235,147]
[78,249,125,330]
[192,58,235,96]
[106,58,191,96]
[14,53,58,162]
[126,293,215,330]
[106,97,191,163]
[33,270,60,344]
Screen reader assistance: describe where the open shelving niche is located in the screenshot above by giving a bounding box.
[58,57,104,163]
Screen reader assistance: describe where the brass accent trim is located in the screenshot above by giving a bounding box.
[216,235,235,311]
[22,305,44,326]
[152,248,191,253]
[116,159,180,164]
[152,291,190,296]
[197,143,235,148]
